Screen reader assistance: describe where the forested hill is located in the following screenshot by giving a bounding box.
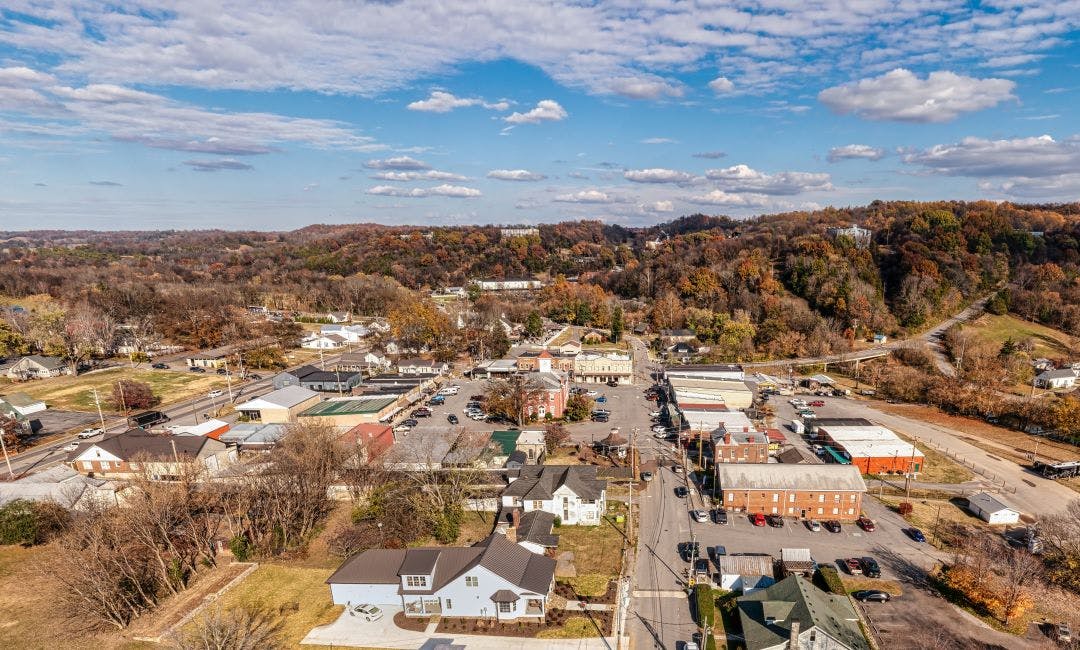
[2,200,1079,358]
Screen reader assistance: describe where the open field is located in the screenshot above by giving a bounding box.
[1,367,229,413]
[556,503,627,596]
[876,495,986,549]
[892,432,974,484]
[965,314,1074,359]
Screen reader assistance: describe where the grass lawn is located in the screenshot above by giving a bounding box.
[536,616,601,639]
[544,448,583,466]
[210,563,341,647]
[966,314,1074,359]
[11,367,229,413]
[839,576,904,596]
[409,509,497,548]
[890,431,974,484]
[556,504,627,595]
[876,496,985,548]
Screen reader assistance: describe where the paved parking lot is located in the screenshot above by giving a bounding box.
[31,408,100,435]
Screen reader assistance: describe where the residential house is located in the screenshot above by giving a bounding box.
[828,223,873,248]
[235,386,323,423]
[0,392,46,416]
[776,446,817,464]
[555,340,582,356]
[69,430,232,479]
[6,355,69,380]
[336,351,390,373]
[470,359,518,379]
[301,332,347,350]
[715,464,867,521]
[501,465,607,525]
[326,534,555,620]
[737,574,870,650]
[872,333,887,345]
[1032,358,1055,372]
[573,351,633,385]
[517,349,574,373]
[326,311,351,323]
[298,396,400,427]
[367,318,391,334]
[513,510,559,555]
[0,465,119,511]
[660,329,697,343]
[966,492,1021,525]
[474,279,543,291]
[667,341,697,363]
[322,324,369,342]
[581,329,604,344]
[1035,367,1080,390]
[711,429,770,464]
[489,429,546,465]
[397,358,450,376]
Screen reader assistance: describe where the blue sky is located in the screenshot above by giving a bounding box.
[1,1,1080,230]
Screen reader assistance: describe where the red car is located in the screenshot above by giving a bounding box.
[857,515,876,532]
[809,400,825,407]
[751,512,767,527]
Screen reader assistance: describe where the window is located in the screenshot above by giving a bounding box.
[499,602,513,613]
[832,508,839,515]
[406,576,427,587]
[771,506,778,514]
[772,493,779,502]
[818,494,824,503]
[817,507,823,515]
[789,494,796,502]
[465,576,478,587]
[100,462,111,470]
[581,499,596,504]
[445,599,452,610]
[850,494,857,502]
[531,500,543,510]
[847,508,855,515]
[833,494,840,502]
[727,493,734,502]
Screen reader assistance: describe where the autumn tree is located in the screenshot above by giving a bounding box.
[112,380,158,412]
[545,422,570,454]
[564,393,592,422]
[484,374,547,425]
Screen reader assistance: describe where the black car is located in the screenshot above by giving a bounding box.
[852,590,891,603]
[247,373,262,381]
[707,545,727,562]
[447,414,459,424]
[861,557,881,578]
[824,520,842,533]
[674,486,689,498]
[678,541,700,562]
[765,514,785,528]
[216,368,229,375]
[693,558,710,575]
[607,380,620,387]
[188,366,206,373]
[411,408,432,417]
[151,362,169,369]
[402,418,419,427]
[712,508,729,525]
[592,415,609,423]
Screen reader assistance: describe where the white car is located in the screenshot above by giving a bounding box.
[586,390,599,397]
[649,411,661,417]
[393,424,412,432]
[208,389,224,398]
[352,604,384,622]
[77,427,103,439]
[651,424,667,433]
[61,441,79,452]
[690,509,709,523]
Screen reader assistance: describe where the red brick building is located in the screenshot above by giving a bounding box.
[710,429,770,464]
[715,464,867,521]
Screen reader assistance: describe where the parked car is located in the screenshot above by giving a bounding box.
[596,395,607,403]
[906,528,927,543]
[216,368,229,375]
[189,366,206,373]
[247,373,262,381]
[861,557,881,578]
[651,424,667,433]
[852,590,891,603]
[208,389,224,398]
[857,515,876,532]
[592,415,610,423]
[77,427,103,439]
[683,642,700,650]
[809,400,825,407]
[429,395,445,405]
[151,362,169,369]
[649,410,661,417]
[411,408,432,417]
[1056,621,1072,644]
[712,508,729,525]
[806,520,822,532]
[607,380,620,387]
[845,558,863,575]
[393,424,412,432]
[674,486,689,498]
[678,541,700,562]
[401,418,418,427]
[693,558,711,576]
[641,471,654,482]
[707,545,727,562]
[824,520,842,533]
[766,514,785,528]
[447,414,459,424]
[351,604,384,621]
[585,390,599,397]
[751,512,767,527]
[61,441,79,452]
[690,509,709,523]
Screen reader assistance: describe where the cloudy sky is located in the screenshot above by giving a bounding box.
[1,1,1079,230]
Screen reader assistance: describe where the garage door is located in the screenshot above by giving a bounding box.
[330,583,400,606]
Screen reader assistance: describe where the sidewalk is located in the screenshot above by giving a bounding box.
[303,608,616,649]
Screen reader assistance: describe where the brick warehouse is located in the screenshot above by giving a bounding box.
[813,419,925,476]
[715,464,867,520]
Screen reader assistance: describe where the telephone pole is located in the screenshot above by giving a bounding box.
[91,387,106,431]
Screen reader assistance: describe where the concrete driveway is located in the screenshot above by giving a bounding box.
[303,607,615,649]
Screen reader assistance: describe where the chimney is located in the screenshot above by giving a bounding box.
[510,508,521,528]
[788,620,800,649]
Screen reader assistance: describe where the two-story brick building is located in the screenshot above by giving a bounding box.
[711,429,770,464]
[516,349,575,373]
[715,464,867,521]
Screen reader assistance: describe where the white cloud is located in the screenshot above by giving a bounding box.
[0,66,56,86]
[486,169,547,181]
[642,200,674,213]
[687,190,767,206]
[827,144,886,163]
[607,76,683,99]
[902,134,1080,178]
[406,90,509,113]
[364,156,430,170]
[504,100,568,125]
[818,69,1016,123]
[371,170,467,181]
[708,76,734,93]
[704,164,832,195]
[641,137,677,144]
[367,183,481,198]
[554,189,616,204]
[624,168,696,184]
[183,158,253,172]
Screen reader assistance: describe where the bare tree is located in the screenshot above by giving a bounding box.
[167,605,283,650]
[998,546,1043,625]
[484,374,546,425]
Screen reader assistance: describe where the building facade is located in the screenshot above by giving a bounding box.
[715,465,866,521]
[501,465,607,525]
[711,430,770,464]
[573,351,633,385]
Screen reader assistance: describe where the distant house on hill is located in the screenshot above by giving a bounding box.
[6,355,69,380]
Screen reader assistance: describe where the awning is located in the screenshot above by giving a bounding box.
[490,589,521,603]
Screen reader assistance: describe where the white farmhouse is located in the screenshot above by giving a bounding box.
[1035,368,1080,390]
[326,534,555,620]
[501,465,607,525]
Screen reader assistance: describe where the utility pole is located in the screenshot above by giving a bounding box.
[628,426,637,549]
[91,387,106,431]
[319,347,325,370]
[0,430,13,479]
[116,380,127,414]
[224,359,234,401]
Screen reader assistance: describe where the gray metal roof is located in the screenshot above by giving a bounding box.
[503,465,606,500]
[517,511,560,548]
[398,549,440,576]
[715,464,866,492]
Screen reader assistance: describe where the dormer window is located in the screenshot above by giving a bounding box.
[406,576,427,587]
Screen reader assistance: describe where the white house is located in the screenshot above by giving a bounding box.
[967,492,1021,525]
[327,534,555,620]
[1035,368,1079,390]
[326,311,351,323]
[501,465,607,525]
[320,324,370,343]
[0,392,46,416]
[397,358,450,375]
[474,279,543,291]
[713,555,776,594]
[6,355,69,380]
[301,333,347,349]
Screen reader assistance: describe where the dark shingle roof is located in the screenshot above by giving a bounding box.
[503,465,606,501]
[88,430,223,462]
[398,549,440,576]
[490,589,520,602]
[517,511,560,548]
[737,575,869,650]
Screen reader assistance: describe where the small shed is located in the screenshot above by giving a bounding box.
[714,555,776,593]
[966,492,1021,525]
[780,548,815,577]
